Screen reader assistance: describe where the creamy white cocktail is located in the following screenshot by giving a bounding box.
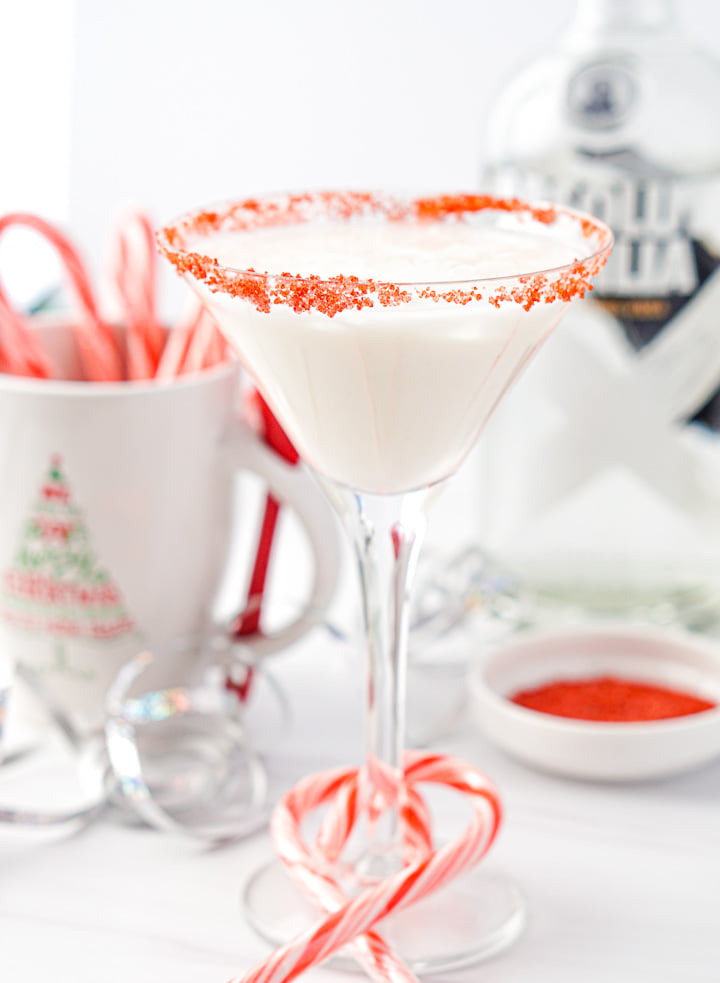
[192,220,580,493]
[158,192,612,973]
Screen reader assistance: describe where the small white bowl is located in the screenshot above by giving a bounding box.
[469,624,720,781]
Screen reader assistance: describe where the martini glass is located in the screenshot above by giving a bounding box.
[158,192,612,972]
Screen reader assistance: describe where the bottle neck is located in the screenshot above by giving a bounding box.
[570,0,675,34]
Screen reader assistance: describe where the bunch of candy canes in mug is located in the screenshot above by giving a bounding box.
[0,209,294,683]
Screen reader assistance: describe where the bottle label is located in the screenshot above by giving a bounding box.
[491,163,720,425]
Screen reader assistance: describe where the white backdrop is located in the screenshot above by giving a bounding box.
[4,0,720,310]
[64,0,720,310]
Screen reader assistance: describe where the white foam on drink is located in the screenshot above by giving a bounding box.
[200,220,579,282]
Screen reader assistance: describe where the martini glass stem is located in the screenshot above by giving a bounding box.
[320,480,429,875]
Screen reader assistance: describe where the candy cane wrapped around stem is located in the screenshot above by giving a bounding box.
[229,751,502,983]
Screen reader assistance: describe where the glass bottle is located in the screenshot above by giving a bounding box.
[479,0,720,627]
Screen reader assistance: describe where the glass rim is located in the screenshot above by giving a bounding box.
[157,191,614,313]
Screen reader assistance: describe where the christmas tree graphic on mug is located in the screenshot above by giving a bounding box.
[1,455,135,679]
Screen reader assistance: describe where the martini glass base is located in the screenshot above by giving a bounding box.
[243,859,525,974]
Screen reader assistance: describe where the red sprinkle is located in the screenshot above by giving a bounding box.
[157,191,612,318]
[511,675,716,722]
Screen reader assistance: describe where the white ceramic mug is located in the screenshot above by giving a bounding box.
[0,318,339,734]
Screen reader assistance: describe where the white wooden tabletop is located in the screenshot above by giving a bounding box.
[1,629,718,983]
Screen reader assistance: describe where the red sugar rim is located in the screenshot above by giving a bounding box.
[157,191,613,317]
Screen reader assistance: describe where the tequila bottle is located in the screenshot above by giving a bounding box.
[480,0,720,626]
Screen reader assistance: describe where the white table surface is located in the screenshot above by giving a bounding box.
[1,624,719,983]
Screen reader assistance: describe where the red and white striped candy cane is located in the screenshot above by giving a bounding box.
[0,289,53,377]
[109,211,166,379]
[154,301,224,379]
[0,212,123,381]
[228,751,502,983]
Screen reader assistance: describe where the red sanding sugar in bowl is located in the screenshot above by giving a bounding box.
[510,675,716,722]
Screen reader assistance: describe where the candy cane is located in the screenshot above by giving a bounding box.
[179,306,222,374]
[109,211,166,378]
[0,212,123,381]
[0,288,53,377]
[155,300,202,379]
[228,751,502,983]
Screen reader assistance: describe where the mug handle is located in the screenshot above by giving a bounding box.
[224,420,341,657]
